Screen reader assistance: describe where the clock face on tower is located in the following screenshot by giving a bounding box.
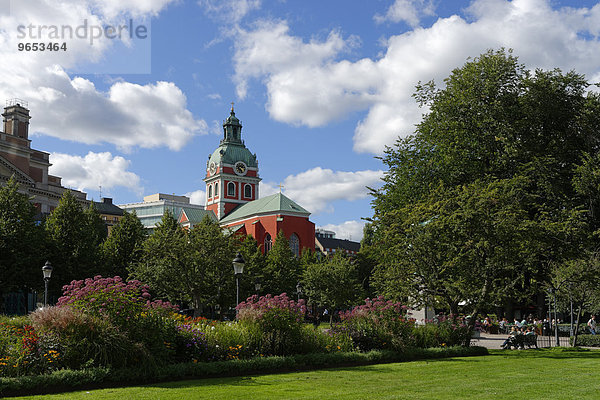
[209,162,216,175]
[234,161,247,176]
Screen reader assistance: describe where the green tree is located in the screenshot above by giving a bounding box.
[45,190,105,292]
[102,210,146,277]
[373,178,563,318]
[355,223,378,297]
[187,216,236,311]
[303,253,363,323]
[551,254,600,345]
[133,214,236,313]
[0,177,46,301]
[237,235,266,298]
[263,231,300,296]
[370,49,600,318]
[131,211,188,304]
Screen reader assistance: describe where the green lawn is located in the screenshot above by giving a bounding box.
[16,348,600,399]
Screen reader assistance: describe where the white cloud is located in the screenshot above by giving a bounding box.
[319,220,365,242]
[259,181,279,198]
[49,151,142,194]
[261,167,383,215]
[0,0,205,151]
[374,0,437,27]
[186,189,206,206]
[233,0,600,154]
[91,0,175,18]
[198,0,261,24]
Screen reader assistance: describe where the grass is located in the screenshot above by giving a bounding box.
[12,348,600,399]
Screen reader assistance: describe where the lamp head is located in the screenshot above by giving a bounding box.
[42,261,53,279]
[232,252,245,274]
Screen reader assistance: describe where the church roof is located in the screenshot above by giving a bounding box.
[316,236,361,253]
[209,143,258,168]
[208,107,258,168]
[91,198,123,216]
[220,193,310,223]
[180,207,218,224]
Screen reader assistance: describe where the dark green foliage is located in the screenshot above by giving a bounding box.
[370,49,600,316]
[102,210,146,278]
[263,231,301,296]
[236,235,266,300]
[302,253,363,317]
[44,191,106,292]
[133,213,236,311]
[0,177,46,299]
[571,335,600,347]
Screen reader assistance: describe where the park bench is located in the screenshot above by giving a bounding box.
[503,334,537,349]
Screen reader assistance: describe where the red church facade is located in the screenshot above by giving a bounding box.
[204,107,315,255]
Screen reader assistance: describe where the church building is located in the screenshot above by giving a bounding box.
[204,106,315,256]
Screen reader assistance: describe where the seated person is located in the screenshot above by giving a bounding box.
[501,327,518,349]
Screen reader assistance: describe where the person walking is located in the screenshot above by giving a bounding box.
[588,315,597,335]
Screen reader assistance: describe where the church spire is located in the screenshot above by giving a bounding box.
[222,103,242,144]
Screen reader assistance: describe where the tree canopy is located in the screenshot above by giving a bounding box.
[0,177,46,297]
[370,49,600,316]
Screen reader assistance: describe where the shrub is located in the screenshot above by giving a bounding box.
[571,334,600,347]
[30,306,141,369]
[197,319,261,361]
[413,315,472,348]
[236,294,307,356]
[55,276,181,367]
[0,322,40,377]
[332,296,414,351]
[57,276,178,325]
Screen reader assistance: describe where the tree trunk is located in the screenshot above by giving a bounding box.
[573,305,582,347]
[449,301,459,317]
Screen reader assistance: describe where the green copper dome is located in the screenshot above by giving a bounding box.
[207,107,258,168]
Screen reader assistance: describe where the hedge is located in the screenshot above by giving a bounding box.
[0,346,488,397]
[571,335,600,347]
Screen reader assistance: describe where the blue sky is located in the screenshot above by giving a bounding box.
[2,0,600,240]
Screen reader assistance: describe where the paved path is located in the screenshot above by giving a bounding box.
[471,333,571,349]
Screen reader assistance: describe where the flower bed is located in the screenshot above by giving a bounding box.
[0,282,473,379]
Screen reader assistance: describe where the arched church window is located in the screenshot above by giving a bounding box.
[290,233,300,258]
[208,184,212,198]
[264,233,272,254]
[215,182,219,197]
[244,184,252,198]
[228,182,236,197]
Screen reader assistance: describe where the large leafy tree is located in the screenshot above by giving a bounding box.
[0,177,46,301]
[133,213,236,312]
[131,211,186,302]
[551,253,600,345]
[237,235,266,298]
[45,190,106,292]
[302,253,363,323]
[263,231,301,296]
[371,49,600,317]
[102,210,146,277]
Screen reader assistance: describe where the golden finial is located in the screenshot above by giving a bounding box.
[278,183,284,193]
[230,101,234,112]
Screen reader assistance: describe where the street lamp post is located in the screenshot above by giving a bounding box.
[42,261,53,306]
[296,282,303,302]
[232,253,245,311]
[254,277,261,296]
[553,288,560,347]
[569,282,574,338]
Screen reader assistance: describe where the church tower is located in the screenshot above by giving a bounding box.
[204,105,261,220]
